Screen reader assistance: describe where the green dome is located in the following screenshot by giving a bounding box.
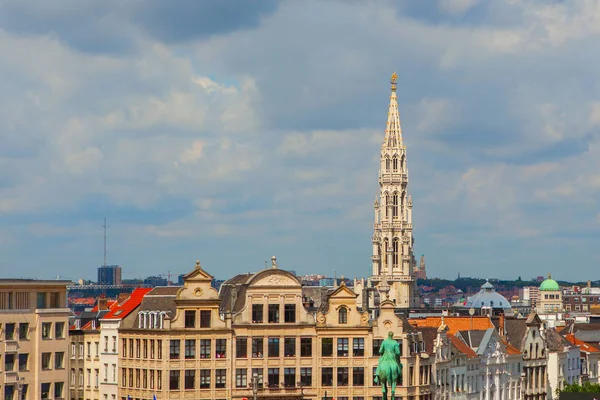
[540,274,560,291]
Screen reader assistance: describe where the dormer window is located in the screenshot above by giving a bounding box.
[338,307,348,324]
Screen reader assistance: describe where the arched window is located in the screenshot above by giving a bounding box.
[392,193,399,219]
[392,238,399,268]
[338,307,348,324]
[385,158,391,171]
[392,156,398,171]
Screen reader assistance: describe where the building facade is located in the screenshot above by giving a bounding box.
[97,266,122,286]
[370,73,418,309]
[0,279,71,400]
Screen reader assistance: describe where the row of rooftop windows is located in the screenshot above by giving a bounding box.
[0,321,65,341]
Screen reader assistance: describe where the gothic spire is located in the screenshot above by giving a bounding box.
[383,72,403,149]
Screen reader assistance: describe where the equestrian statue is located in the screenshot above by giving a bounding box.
[374,331,403,400]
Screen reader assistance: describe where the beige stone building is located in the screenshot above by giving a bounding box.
[117,260,434,400]
[0,279,71,400]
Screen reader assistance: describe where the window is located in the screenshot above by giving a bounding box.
[252,338,264,358]
[373,367,379,386]
[200,370,211,388]
[300,367,312,386]
[200,310,211,327]
[55,322,65,339]
[268,337,280,357]
[338,367,349,386]
[157,370,162,390]
[55,352,65,369]
[113,336,117,353]
[170,340,180,359]
[5,354,15,371]
[150,340,155,359]
[339,307,348,324]
[169,370,180,390]
[284,337,296,357]
[200,339,211,358]
[185,370,195,389]
[322,338,333,357]
[157,340,162,359]
[49,292,60,308]
[128,339,133,358]
[143,339,147,358]
[252,304,264,323]
[37,292,47,309]
[135,339,140,358]
[216,338,227,358]
[54,382,64,398]
[136,368,140,387]
[284,304,296,323]
[71,369,76,386]
[268,304,280,323]
[322,367,333,386]
[353,338,365,356]
[143,369,147,388]
[301,337,312,357]
[4,386,15,400]
[215,369,226,388]
[236,369,247,388]
[5,323,15,340]
[268,368,280,387]
[338,338,349,357]
[353,367,365,386]
[19,353,28,371]
[185,339,195,359]
[393,238,399,267]
[236,337,248,358]
[252,368,264,387]
[373,339,383,356]
[42,322,52,339]
[19,323,29,340]
[281,368,294,387]
[396,339,403,356]
[122,339,127,357]
[42,352,52,369]
[185,310,196,328]
[105,336,110,352]
[41,383,51,399]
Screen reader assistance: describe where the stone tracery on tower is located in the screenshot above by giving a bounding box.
[370,72,418,309]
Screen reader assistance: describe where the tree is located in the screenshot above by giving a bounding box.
[558,381,600,397]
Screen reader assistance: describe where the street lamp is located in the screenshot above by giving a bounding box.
[297,381,304,399]
[251,374,259,400]
[16,377,25,400]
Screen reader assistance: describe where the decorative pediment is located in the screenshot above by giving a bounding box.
[248,269,301,288]
[329,283,358,299]
[183,260,214,283]
[177,260,219,301]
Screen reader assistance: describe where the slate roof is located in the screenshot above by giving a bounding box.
[574,330,600,343]
[503,318,527,350]
[414,327,437,354]
[456,329,489,352]
[103,288,152,320]
[546,328,577,352]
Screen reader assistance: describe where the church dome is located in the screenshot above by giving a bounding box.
[540,274,560,291]
[464,280,511,309]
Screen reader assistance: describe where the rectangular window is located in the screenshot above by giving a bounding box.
[268,304,280,323]
[170,340,180,359]
[200,310,211,327]
[268,337,280,357]
[200,339,211,358]
[37,292,47,309]
[41,382,51,399]
[19,323,29,340]
[284,304,296,323]
[128,369,133,387]
[252,304,264,323]
[338,338,349,357]
[236,368,247,388]
[42,322,52,339]
[284,368,296,387]
[18,353,28,372]
[322,367,333,386]
[322,338,333,357]
[373,367,379,386]
[5,323,15,340]
[185,310,196,328]
[150,340,155,359]
[185,339,196,359]
[122,339,127,357]
[157,340,162,359]
[54,381,64,398]
[300,367,312,387]
[300,337,312,357]
[215,369,226,388]
[353,367,365,386]
[5,354,15,371]
[169,370,180,390]
[143,339,147,358]
[337,367,349,386]
[55,351,65,369]
[150,370,155,389]
[200,370,211,388]
[42,352,52,369]
[268,368,280,387]
[128,339,133,358]
[252,337,264,358]
[284,337,296,357]
[252,368,264,387]
[353,338,365,356]
[157,370,162,390]
[135,339,140,358]
[236,337,248,358]
[55,322,65,339]
[143,369,147,388]
[216,338,226,358]
[135,368,140,388]
[49,292,60,308]
[373,339,383,356]
[185,370,195,389]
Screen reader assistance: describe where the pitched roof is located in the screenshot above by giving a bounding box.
[409,316,494,335]
[448,334,478,358]
[414,327,437,354]
[501,339,522,355]
[503,318,527,350]
[565,334,600,353]
[146,286,181,296]
[102,288,152,320]
[546,328,577,352]
[456,329,488,350]
[90,300,117,312]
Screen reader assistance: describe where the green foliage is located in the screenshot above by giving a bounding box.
[558,381,600,396]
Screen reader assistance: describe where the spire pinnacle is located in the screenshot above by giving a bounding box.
[391,72,397,92]
[383,72,403,148]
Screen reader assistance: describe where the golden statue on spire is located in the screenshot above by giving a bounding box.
[391,72,397,92]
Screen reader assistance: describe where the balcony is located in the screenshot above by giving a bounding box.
[5,341,18,352]
[4,372,18,384]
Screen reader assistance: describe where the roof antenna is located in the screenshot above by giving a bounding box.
[102,217,110,267]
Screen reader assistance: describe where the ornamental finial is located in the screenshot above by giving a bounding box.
[391,72,398,92]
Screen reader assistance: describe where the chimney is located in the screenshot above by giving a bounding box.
[499,313,506,338]
[98,297,108,311]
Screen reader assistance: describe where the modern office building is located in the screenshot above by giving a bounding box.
[97,266,122,286]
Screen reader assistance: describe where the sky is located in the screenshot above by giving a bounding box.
[1,0,600,282]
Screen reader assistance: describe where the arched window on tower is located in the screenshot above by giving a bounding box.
[392,193,399,219]
[392,156,398,171]
[393,238,399,269]
[385,157,391,171]
[385,193,390,218]
[338,307,348,324]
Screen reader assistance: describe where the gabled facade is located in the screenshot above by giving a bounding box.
[564,333,600,384]
[546,328,581,399]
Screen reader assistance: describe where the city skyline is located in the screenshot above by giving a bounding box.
[1,1,600,281]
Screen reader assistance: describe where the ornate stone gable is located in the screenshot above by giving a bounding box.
[247,269,301,288]
[177,260,219,301]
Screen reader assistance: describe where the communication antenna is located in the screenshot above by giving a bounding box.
[102,217,110,267]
